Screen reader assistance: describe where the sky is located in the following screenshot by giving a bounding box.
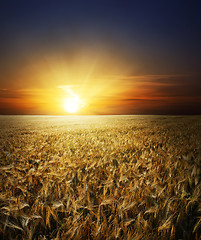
[0,0,201,115]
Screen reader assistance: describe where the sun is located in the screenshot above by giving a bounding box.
[62,87,85,114]
[64,97,80,113]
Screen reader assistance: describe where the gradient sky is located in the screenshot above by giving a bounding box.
[0,0,201,115]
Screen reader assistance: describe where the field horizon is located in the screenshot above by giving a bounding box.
[1,114,164,117]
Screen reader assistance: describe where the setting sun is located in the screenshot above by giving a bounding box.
[64,97,79,113]
[63,92,85,114]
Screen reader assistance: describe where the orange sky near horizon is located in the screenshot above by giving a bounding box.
[1,51,201,115]
[1,62,201,115]
[0,51,201,115]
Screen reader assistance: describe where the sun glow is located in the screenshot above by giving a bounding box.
[60,85,85,114]
[64,97,80,113]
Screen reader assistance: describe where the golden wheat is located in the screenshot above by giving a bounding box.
[0,115,201,239]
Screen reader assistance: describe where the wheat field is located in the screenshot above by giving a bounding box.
[0,115,201,239]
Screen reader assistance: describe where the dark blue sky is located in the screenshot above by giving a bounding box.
[1,0,201,72]
[0,0,201,114]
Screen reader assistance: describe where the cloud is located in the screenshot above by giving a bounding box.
[111,73,201,97]
[123,98,167,102]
